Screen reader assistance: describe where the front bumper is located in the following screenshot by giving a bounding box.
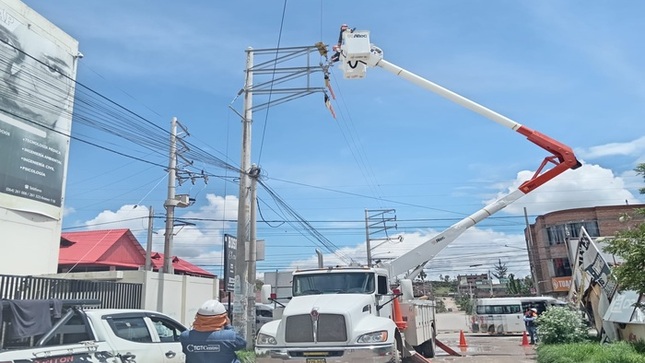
[255,343,396,363]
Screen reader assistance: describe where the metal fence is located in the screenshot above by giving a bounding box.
[0,274,142,309]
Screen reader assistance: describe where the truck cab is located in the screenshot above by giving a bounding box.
[256,266,418,362]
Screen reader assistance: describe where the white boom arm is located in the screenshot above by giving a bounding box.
[331,26,581,280]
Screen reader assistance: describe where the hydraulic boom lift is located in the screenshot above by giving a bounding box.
[255,26,581,363]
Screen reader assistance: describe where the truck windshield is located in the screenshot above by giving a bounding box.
[292,272,375,296]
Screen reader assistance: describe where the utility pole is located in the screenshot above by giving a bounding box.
[234,49,253,345]
[145,206,154,271]
[230,45,331,347]
[163,117,178,275]
[246,165,260,342]
[157,117,200,313]
[523,207,540,295]
[158,117,178,313]
[488,270,494,297]
[365,209,399,266]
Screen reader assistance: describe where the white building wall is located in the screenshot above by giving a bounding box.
[49,270,220,326]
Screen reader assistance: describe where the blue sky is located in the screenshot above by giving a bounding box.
[23,1,645,281]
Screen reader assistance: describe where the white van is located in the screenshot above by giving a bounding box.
[471,296,567,334]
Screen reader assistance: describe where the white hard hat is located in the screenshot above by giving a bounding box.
[530,308,538,312]
[197,300,226,316]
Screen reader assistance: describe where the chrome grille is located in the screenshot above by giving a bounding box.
[285,314,347,342]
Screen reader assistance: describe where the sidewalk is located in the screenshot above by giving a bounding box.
[430,332,537,363]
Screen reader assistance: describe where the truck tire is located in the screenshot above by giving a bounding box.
[415,339,435,358]
[487,324,496,334]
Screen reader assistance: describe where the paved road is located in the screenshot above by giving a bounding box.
[431,311,537,362]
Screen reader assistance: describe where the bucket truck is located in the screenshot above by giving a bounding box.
[255,26,581,362]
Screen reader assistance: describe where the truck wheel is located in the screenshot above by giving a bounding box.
[416,339,435,358]
[487,324,496,334]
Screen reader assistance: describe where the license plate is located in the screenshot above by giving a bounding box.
[306,359,326,363]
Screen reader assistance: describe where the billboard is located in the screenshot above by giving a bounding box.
[0,0,79,275]
[0,0,78,220]
[223,234,237,291]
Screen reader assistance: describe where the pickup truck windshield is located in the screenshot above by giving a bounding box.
[292,272,375,296]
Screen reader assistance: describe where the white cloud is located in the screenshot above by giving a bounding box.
[575,136,645,160]
[282,162,643,282]
[487,163,641,216]
[84,204,150,232]
[286,227,530,282]
[82,194,239,275]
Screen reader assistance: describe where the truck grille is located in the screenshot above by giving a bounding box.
[284,314,347,342]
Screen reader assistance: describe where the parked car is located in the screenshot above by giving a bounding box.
[0,299,187,362]
[255,303,274,332]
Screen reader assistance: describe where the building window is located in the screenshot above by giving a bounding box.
[547,225,567,245]
[552,258,572,277]
[568,221,599,238]
[547,220,599,245]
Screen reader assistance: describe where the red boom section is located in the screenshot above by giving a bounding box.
[516,125,582,194]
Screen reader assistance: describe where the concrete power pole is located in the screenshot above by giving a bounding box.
[231,45,332,347]
[157,117,199,313]
[163,117,178,275]
[247,165,260,344]
[145,206,154,271]
[365,209,399,266]
[157,117,178,312]
[234,49,253,344]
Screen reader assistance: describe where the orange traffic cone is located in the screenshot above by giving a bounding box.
[520,331,530,346]
[392,296,407,330]
[458,329,468,348]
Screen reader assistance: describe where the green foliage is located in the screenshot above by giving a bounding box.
[431,279,458,295]
[435,298,447,313]
[455,295,474,314]
[536,306,588,345]
[506,273,531,295]
[491,259,508,279]
[537,341,645,363]
[637,163,645,195]
[236,350,255,363]
[603,164,645,303]
[604,215,645,299]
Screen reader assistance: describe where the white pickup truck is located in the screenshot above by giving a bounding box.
[0,299,187,363]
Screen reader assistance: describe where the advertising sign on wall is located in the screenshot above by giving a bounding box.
[0,0,79,220]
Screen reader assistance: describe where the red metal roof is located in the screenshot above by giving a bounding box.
[60,229,214,278]
[149,252,215,278]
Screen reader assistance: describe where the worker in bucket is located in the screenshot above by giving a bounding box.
[523,307,539,344]
[180,299,246,363]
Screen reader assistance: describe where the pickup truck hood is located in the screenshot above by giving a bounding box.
[283,294,373,316]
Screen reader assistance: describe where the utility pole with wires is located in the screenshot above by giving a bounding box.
[157,116,206,313]
[230,45,332,348]
[365,209,401,266]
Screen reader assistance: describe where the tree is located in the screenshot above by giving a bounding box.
[506,273,531,295]
[491,259,508,279]
[604,163,645,306]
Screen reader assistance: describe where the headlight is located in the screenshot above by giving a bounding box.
[357,330,388,343]
[256,333,277,345]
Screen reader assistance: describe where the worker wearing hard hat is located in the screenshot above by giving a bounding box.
[179,300,246,363]
[523,307,539,344]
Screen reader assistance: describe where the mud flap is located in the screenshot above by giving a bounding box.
[401,338,433,362]
[435,338,463,356]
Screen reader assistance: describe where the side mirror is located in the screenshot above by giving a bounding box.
[260,284,272,304]
[399,279,414,301]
